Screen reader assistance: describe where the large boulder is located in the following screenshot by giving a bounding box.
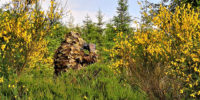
[54,32,98,75]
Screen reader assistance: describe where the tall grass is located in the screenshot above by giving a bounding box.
[0,63,147,100]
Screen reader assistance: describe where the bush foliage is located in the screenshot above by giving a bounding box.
[108,4,200,99]
[0,0,61,77]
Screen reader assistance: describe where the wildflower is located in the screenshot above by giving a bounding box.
[189,84,192,88]
[20,49,23,52]
[3,31,7,34]
[0,77,3,83]
[192,58,199,62]
[83,96,87,100]
[1,45,6,51]
[12,85,15,88]
[198,91,200,95]
[53,26,57,29]
[194,67,197,72]
[190,93,196,98]
[186,78,189,82]
[8,84,11,88]
[180,89,183,94]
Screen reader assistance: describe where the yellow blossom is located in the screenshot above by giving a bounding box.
[83,96,87,99]
[0,77,3,83]
[107,3,199,97]
[180,89,183,94]
[1,45,6,51]
[190,93,196,98]
[189,84,192,88]
[197,91,200,95]
[0,0,61,74]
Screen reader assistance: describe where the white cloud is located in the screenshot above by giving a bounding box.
[0,0,11,8]
[0,0,162,28]
[66,10,113,26]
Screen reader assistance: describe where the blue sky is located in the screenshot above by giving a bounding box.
[0,0,162,25]
[67,0,162,25]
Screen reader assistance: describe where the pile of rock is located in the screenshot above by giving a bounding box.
[54,32,97,75]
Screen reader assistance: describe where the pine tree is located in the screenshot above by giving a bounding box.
[82,14,103,47]
[96,9,104,34]
[151,0,199,13]
[83,14,93,34]
[113,0,132,34]
[82,14,97,41]
[105,20,116,41]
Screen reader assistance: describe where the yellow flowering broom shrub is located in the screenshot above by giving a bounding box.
[0,0,62,76]
[108,4,200,99]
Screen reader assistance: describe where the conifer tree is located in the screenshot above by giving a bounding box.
[83,14,94,34]
[82,14,97,41]
[96,9,104,34]
[151,0,199,12]
[113,0,132,34]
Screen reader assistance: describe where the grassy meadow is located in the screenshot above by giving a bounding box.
[0,0,200,100]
